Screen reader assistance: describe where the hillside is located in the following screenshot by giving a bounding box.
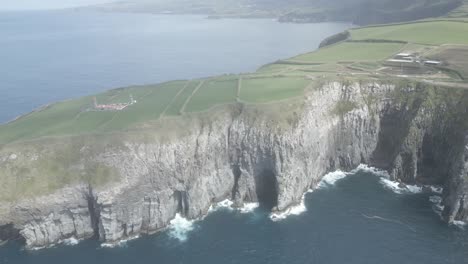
[88,0,465,25]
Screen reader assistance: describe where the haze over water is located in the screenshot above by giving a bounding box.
[0,10,350,123]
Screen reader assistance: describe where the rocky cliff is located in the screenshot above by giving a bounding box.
[0,80,467,248]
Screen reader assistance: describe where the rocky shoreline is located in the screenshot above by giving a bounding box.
[1,80,467,249]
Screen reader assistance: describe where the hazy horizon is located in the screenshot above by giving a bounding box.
[0,0,115,11]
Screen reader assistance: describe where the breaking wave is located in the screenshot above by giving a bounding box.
[352,164,443,196]
[31,236,82,250]
[452,221,467,229]
[208,199,234,212]
[317,164,389,189]
[317,170,347,188]
[270,193,308,221]
[429,195,444,217]
[379,178,423,194]
[208,200,259,214]
[355,164,390,178]
[239,203,259,214]
[429,186,443,194]
[168,213,195,242]
[62,237,79,246]
[101,236,139,248]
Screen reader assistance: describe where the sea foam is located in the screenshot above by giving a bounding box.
[168,213,195,242]
[317,170,348,188]
[208,199,234,212]
[355,164,390,178]
[270,193,307,221]
[239,202,259,214]
[452,221,467,229]
[354,164,441,195]
[316,164,389,189]
[379,178,423,194]
[62,237,79,246]
[101,235,140,248]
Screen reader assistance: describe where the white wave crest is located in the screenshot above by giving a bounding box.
[429,195,444,216]
[430,186,443,194]
[452,221,467,229]
[317,170,347,188]
[406,184,424,194]
[355,164,443,196]
[429,195,442,204]
[379,178,423,194]
[208,199,234,212]
[315,164,388,190]
[101,236,139,248]
[168,213,195,242]
[355,164,390,178]
[270,193,307,221]
[62,237,79,246]
[239,202,259,214]
[218,199,234,208]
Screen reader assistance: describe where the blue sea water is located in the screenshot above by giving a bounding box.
[1,170,466,264]
[0,10,350,123]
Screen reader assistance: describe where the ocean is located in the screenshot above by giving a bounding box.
[0,9,466,264]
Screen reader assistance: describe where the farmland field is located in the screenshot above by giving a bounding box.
[427,45,468,79]
[288,42,404,63]
[164,81,200,116]
[184,77,238,112]
[240,76,310,103]
[99,81,186,131]
[351,21,468,45]
[0,81,187,143]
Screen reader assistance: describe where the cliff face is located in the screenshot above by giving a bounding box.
[0,81,467,248]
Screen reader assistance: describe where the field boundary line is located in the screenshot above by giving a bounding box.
[236,77,242,101]
[180,80,205,113]
[160,81,190,117]
[96,89,156,131]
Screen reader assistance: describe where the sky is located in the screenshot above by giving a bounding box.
[0,0,115,10]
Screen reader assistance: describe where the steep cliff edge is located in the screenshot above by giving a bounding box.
[0,80,467,248]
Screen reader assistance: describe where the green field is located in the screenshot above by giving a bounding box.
[99,81,186,131]
[288,42,404,63]
[427,45,468,79]
[165,81,200,116]
[240,76,310,103]
[0,81,187,143]
[184,77,238,112]
[351,21,468,45]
